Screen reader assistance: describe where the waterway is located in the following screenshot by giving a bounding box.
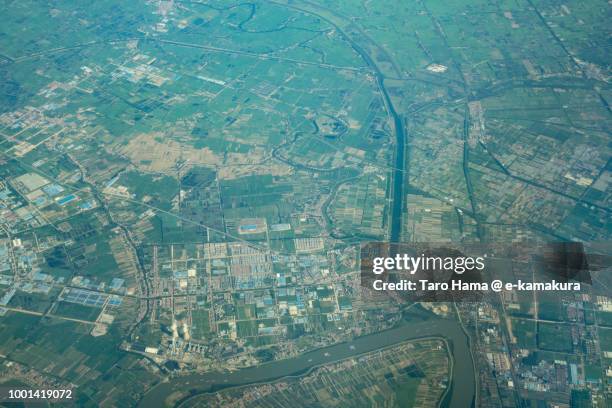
[138,317,475,408]
[333,38,406,244]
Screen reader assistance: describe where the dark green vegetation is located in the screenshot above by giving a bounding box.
[537,322,573,352]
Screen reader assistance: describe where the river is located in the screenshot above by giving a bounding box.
[138,317,475,408]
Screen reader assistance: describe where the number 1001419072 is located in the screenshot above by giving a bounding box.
[7,389,72,400]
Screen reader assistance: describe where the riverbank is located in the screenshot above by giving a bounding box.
[138,317,475,408]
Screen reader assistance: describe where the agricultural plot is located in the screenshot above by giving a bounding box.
[0,0,610,406]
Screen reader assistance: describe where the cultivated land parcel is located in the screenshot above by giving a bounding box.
[0,0,610,407]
